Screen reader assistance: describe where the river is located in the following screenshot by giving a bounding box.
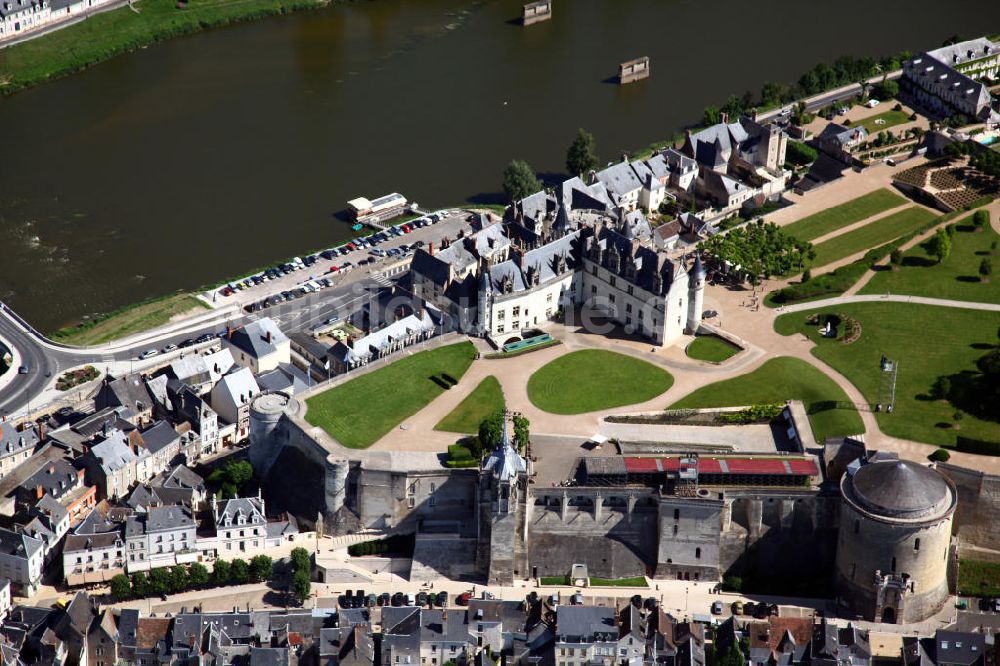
[2,0,999,333]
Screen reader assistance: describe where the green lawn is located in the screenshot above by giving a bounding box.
[810,207,937,268]
[49,293,207,345]
[434,376,505,434]
[305,342,477,448]
[686,335,741,363]
[527,350,673,415]
[858,109,912,133]
[861,217,1000,302]
[958,559,1000,597]
[782,189,906,242]
[774,303,1000,447]
[589,576,649,587]
[0,0,326,94]
[670,357,864,443]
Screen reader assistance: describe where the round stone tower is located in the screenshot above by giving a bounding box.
[685,254,706,334]
[249,391,298,473]
[835,459,956,624]
[325,455,350,514]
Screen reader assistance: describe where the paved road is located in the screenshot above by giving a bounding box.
[756,70,902,121]
[0,272,395,420]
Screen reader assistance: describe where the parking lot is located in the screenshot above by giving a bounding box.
[201,210,483,311]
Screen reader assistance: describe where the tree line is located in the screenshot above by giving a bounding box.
[109,554,274,601]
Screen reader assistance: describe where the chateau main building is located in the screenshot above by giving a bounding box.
[410,203,705,347]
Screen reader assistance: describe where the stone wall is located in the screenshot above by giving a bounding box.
[938,463,1000,553]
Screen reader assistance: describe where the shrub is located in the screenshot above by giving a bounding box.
[890,249,902,266]
[801,269,812,283]
[929,448,951,462]
[722,575,744,592]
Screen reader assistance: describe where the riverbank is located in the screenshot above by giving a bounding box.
[50,293,207,346]
[0,0,332,95]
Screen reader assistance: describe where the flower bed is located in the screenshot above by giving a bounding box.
[55,365,99,391]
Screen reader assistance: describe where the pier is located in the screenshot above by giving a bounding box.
[522,0,551,26]
[618,56,650,85]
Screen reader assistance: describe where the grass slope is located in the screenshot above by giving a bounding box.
[527,349,673,415]
[959,559,1000,597]
[50,293,206,345]
[305,341,477,449]
[782,189,906,242]
[0,0,326,94]
[670,356,864,443]
[434,375,505,434]
[861,218,1000,302]
[686,336,740,363]
[810,206,937,268]
[775,303,1000,447]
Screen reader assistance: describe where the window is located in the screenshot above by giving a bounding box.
[695,547,701,559]
[672,524,678,536]
[674,509,680,520]
[497,310,505,321]
[891,557,897,572]
[914,538,920,551]
[591,266,598,276]
[854,520,859,535]
[608,294,615,303]
[547,293,553,302]
[627,285,634,296]
[591,285,597,294]
[609,277,616,288]
[512,306,520,317]
[497,325,505,334]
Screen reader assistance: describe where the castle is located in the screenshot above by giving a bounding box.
[248,394,973,625]
[410,203,706,348]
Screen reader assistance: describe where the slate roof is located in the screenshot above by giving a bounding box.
[214,367,260,407]
[126,504,194,536]
[595,161,644,200]
[140,421,179,456]
[19,458,80,501]
[818,123,867,147]
[216,496,266,527]
[97,374,155,414]
[89,429,141,474]
[847,459,952,519]
[0,527,42,561]
[256,363,311,395]
[0,422,39,460]
[482,419,526,482]
[160,465,204,491]
[227,318,288,360]
[556,606,617,642]
[927,38,998,69]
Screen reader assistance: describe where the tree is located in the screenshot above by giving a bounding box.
[785,140,818,167]
[512,414,530,453]
[501,160,540,202]
[230,558,250,584]
[890,249,903,267]
[169,565,189,593]
[874,79,899,100]
[292,570,311,604]
[250,555,274,583]
[149,568,171,596]
[207,459,255,499]
[212,560,231,586]
[188,562,210,588]
[566,128,598,177]
[131,572,149,598]
[927,228,951,264]
[110,574,132,601]
[801,269,812,283]
[973,210,989,230]
[477,410,505,452]
[699,220,812,285]
[931,376,951,400]
[290,547,311,575]
[981,258,993,282]
[946,223,957,238]
[929,448,951,462]
[702,105,721,126]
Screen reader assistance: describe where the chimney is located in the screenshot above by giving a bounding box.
[429,242,434,256]
[621,152,629,163]
[36,485,43,500]
[720,111,729,124]
[266,330,272,344]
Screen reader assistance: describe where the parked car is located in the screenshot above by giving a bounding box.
[17,365,28,375]
[391,592,404,606]
[867,99,880,108]
[377,592,390,606]
[436,591,447,607]
[179,338,195,348]
[417,592,428,607]
[731,601,744,615]
[457,592,471,606]
[711,600,724,615]
[161,343,178,353]
[138,349,158,360]
[195,333,214,344]
[405,593,416,606]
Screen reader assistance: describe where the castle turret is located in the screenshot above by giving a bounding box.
[552,202,570,238]
[477,259,492,336]
[479,412,529,585]
[685,254,706,334]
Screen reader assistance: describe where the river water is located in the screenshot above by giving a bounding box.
[2,0,999,332]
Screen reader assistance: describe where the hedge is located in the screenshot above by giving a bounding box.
[954,436,1000,456]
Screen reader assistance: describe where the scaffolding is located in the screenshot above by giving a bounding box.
[876,355,899,413]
